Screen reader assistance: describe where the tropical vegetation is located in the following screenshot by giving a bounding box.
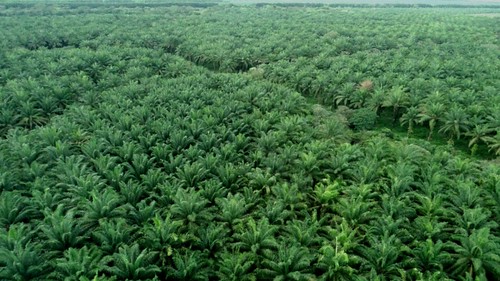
[0,1,498,280]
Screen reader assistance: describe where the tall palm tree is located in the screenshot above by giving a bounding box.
[418,102,445,140]
[382,86,409,124]
[399,106,420,136]
[466,124,493,148]
[438,106,470,141]
[484,132,500,156]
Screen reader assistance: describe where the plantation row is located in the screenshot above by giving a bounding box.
[0,3,499,281]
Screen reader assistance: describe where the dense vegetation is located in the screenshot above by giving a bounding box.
[0,2,499,281]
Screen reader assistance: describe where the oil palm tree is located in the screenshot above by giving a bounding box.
[466,124,493,151]
[358,233,410,281]
[50,246,105,280]
[449,228,500,279]
[167,250,209,281]
[170,188,213,232]
[257,243,315,281]
[0,191,35,230]
[382,86,409,124]
[92,218,134,255]
[438,106,470,141]
[216,251,256,281]
[484,132,500,156]
[0,242,49,280]
[418,102,445,140]
[234,218,278,257]
[317,244,356,281]
[105,243,160,280]
[399,106,420,136]
[40,206,86,252]
[412,239,451,275]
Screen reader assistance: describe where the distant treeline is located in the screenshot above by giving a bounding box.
[2,1,499,9]
[0,1,221,9]
[253,3,500,8]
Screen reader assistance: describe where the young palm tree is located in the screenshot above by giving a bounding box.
[449,228,500,279]
[17,100,47,129]
[0,191,35,230]
[216,193,249,232]
[50,246,105,280]
[92,218,134,255]
[216,251,256,281]
[167,250,209,281]
[317,244,356,281]
[257,243,315,281]
[170,188,213,232]
[484,132,500,156]
[40,206,86,252]
[412,239,451,275]
[285,214,323,248]
[0,241,49,280]
[234,218,278,257]
[80,189,126,231]
[358,233,410,280]
[105,243,160,280]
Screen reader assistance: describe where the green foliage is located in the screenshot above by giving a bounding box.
[349,108,378,130]
[0,3,498,281]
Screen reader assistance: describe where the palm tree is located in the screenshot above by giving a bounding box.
[285,215,323,248]
[257,243,314,281]
[234,218,278,257]
[0,191,35,230]
[106,243,160,280]
[382,86,409,124]
[17,100,47,129]
[449,228,500,279]
[317,244,356,281]
[412,239,451,275]
[366,88,385,116]
[80,189,126,230]
[418,102,445,140]
[399,106,420,136]
[40,206,86,252]
[216,251,256,281]
[466,124,493,149]
[358,233,410,280]
[170,188,213,232]
[216,193,249,233]
[51,246,105,280]
[438,106,470,141]
[483,132,500,156]
[167,250,209,281]
[0,242,49,280]
[92,218,134,255]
